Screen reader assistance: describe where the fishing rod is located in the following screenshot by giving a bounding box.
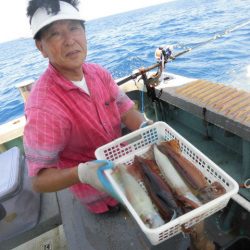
[117,19,250,86]
[171,19,250,60]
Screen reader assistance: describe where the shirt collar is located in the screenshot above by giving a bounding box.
[47,63,86,91]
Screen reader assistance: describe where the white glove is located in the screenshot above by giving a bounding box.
[78,161,107,192]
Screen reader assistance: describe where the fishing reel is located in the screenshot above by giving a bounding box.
[155,45,174,63]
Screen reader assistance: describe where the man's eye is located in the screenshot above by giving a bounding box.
[50,32,60,37]
[71,26,80,31]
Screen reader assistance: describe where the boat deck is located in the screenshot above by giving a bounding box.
[0,116,25,153]
[156,79,250,140]
[176,80,250,126]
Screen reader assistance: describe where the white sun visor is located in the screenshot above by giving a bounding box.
[31,1,85,38]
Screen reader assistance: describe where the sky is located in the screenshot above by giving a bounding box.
[0,0,171,43]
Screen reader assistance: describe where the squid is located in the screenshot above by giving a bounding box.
[197,181,226,203]
[117,164,165,228]
[157,140,207,190]
[153,144,202,209]
[130,156,182,221]
[157,140,226,203]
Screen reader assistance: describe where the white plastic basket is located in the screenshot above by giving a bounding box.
[95,121,239,245]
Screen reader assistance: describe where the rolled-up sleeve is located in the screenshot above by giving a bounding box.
[24,108,71,176]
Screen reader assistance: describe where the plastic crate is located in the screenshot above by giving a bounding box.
[95,122,239,245]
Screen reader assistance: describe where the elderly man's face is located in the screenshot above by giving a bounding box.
[36,20,87,76]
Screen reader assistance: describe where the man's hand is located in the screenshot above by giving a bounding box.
[78,161,107,191]
[139,119,154,128]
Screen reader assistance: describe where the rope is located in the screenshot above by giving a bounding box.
[239,178,250,189]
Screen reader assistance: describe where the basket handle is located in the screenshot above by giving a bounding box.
[95,160,120,201]
[119,124,156,148]
[120,134,143,147]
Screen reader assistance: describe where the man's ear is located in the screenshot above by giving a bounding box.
[35,40,48,58]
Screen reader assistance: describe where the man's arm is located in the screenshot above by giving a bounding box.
[121,106,148,131]
[31,167,79,192]
[31,161,108,193]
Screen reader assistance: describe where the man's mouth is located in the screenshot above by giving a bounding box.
[65,50,81,57]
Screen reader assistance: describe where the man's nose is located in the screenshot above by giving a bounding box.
[63,31,75,46]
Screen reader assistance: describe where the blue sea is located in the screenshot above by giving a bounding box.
[1,0,250,125]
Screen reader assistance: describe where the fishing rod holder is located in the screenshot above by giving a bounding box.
[140,45,174,100]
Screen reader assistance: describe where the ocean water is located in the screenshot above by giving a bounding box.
[0,0,250,125]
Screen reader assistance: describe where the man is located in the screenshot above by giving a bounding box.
[24,0,149,214]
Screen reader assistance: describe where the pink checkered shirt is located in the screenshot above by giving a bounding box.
[24,63,134,213]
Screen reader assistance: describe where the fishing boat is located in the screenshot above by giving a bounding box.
[1,14,250,249]
[0,56,249,249]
